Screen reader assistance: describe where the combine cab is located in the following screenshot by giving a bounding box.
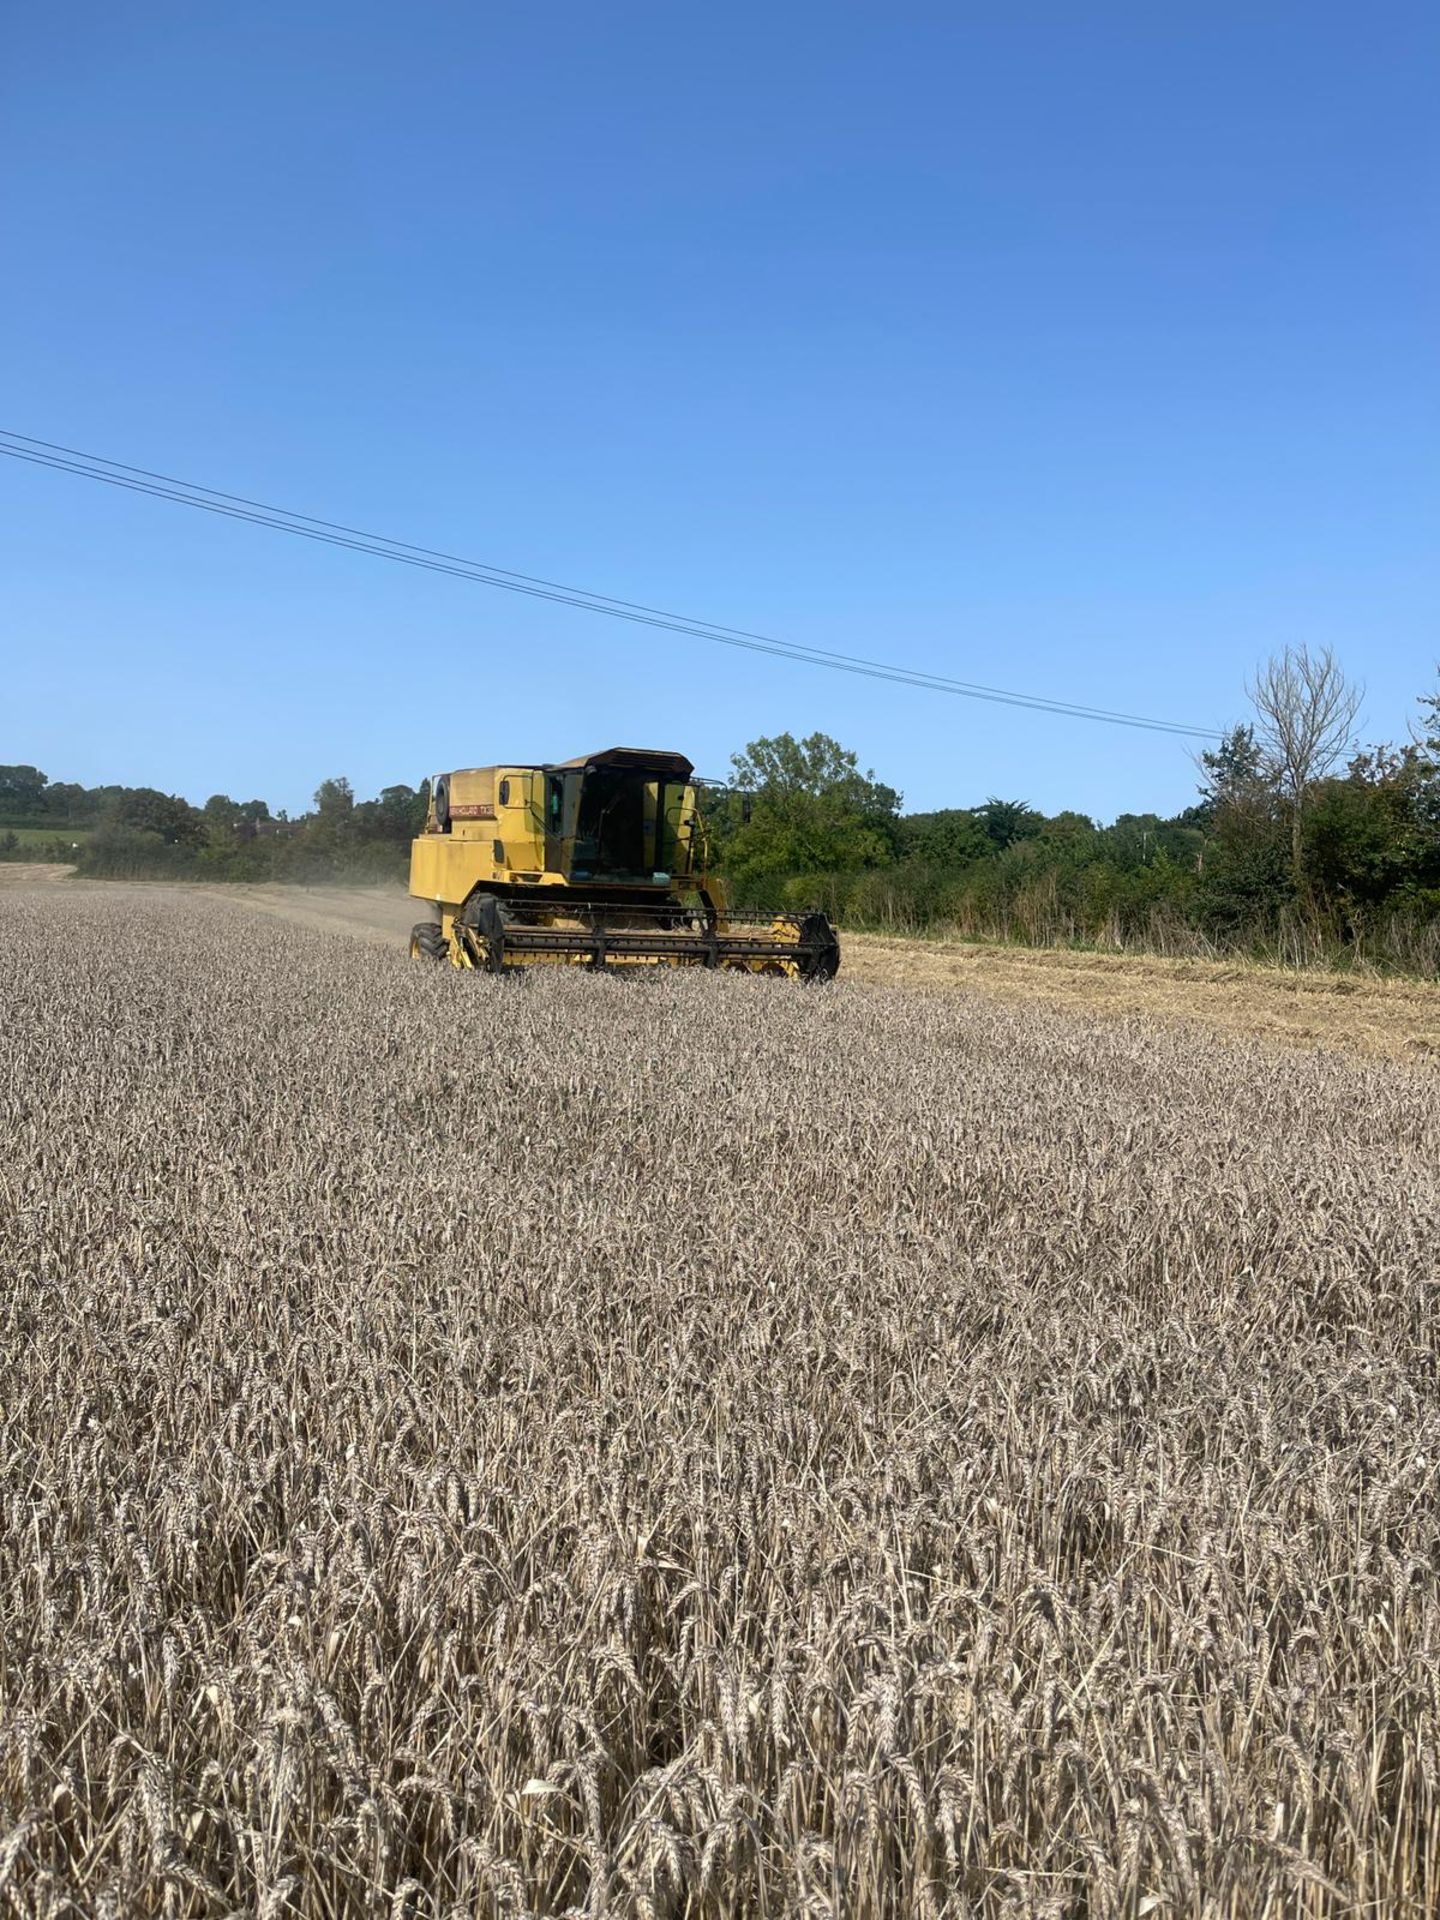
[408,747,840,979]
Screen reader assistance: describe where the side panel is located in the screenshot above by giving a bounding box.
[411,768,550,904]
[410,836,498,908]
[446,768,497,822]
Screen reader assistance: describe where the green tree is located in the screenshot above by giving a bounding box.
[354,783,426,840]
[1194,723,1266,828]
[199,793,268,848]
[895,808,990,865]
[203,794,243,834]
[1302,754,1431,927]
[720,733,901,889]
[1040,810,1098,848]
[0,765,48,816]
[1192,718,1290,928]
[313,777,354,819]
[1104,814,1166,867]
[43,781,94,821]
[976,798,1040,851]
[1412,679,1440,840]
[310,777,357,849]
[106,788,204,845]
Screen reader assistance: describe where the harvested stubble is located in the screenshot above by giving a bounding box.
[2,889,1439,1920]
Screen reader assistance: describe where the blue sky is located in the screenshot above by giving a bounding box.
[3,2,1436,818]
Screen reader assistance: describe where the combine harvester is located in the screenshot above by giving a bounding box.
[408,746,841,978]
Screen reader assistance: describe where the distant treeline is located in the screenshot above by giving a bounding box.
[703,687,1440,972]
[0,771,425,884]
[7,648,1440,970]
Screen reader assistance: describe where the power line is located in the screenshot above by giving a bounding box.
[0,428,1222,739]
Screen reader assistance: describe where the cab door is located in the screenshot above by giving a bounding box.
[543,772,571,876]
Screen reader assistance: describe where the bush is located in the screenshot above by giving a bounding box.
[76,827,202,879]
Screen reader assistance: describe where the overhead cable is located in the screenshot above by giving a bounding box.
[0,428,1222,738]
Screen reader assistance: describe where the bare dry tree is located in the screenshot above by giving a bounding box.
[1247,644,1363,888]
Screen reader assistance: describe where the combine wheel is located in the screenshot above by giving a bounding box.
[458,893,510,973]
[410,921,447,962]
[797,912,842,981]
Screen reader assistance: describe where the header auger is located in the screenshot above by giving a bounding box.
[408,746,841,980]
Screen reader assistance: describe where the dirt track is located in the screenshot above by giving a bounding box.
[6,870,1439,1062]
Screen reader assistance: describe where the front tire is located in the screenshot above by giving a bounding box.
[410,921,447,962]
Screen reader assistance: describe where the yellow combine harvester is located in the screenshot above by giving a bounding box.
[408,746,841,978]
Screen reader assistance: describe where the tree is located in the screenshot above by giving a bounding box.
[1105,814,1163,867]
[720,733,901,887]
[895,808,990,866]
[200,793,266,846]
[43,781,94,821]
[106,788,205,845]
[976,798,1040,851]
[314,777,355,819]
[1247,647,1363,891]
[1412,677,1440,840]
[1303,752,1435,927]
[203,794,243,833]
[0,766,48,816]
[1190,721,1286,918]
[1418,681,1440,753]
[354,783,426,841]
[311,777,357,848]
[1195,724,1266,828]
[1040,810,1097,847]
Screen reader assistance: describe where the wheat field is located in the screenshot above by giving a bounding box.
[2,886,1438,1918]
